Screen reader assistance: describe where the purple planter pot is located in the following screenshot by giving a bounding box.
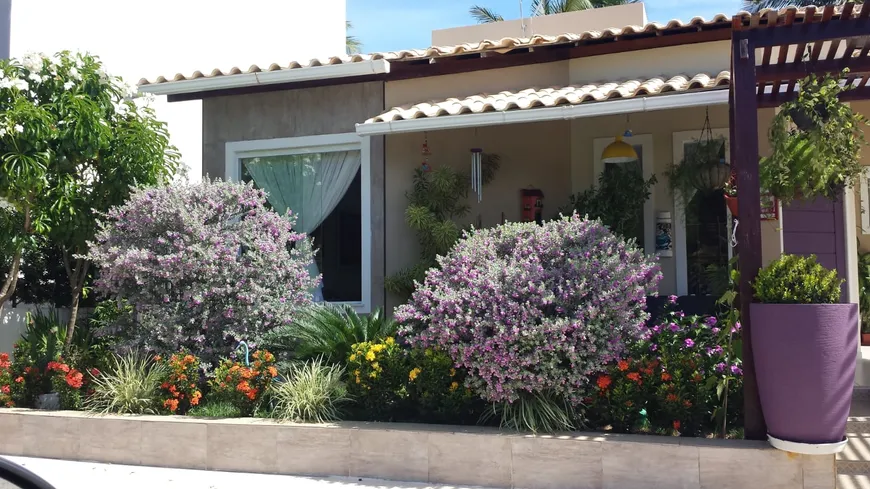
[750,303,858,445]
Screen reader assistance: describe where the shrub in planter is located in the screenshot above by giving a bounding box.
[85,353,167,414]
[751,254,854,450]
[346,338,410,421]
[208,350,278,416]
[87,179,318,363]
[587,300,743,436]
[397,215,661,432]
[156,352,203,414]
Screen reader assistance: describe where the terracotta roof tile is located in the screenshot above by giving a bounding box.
[138,5,862,87]
[363,71,732,124]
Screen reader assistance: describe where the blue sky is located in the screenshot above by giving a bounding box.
[348,0,743,53]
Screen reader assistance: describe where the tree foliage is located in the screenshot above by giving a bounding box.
[742,0,860,13]
[470,0,638,24]
[0,51,179,344]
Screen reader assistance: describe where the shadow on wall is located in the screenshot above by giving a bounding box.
[0,304,72,359]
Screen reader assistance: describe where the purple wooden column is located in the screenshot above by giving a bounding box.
[732,31,767,440]
[782,196,848,301]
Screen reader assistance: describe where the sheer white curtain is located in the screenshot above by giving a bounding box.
[243,150,362,301]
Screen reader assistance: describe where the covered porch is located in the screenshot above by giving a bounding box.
[357,72,787,312]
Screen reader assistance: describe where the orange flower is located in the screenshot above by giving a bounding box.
[673,420,681,431]
[626,372,641,383]
[692,373,703,383]
[190,391,202,406]
[163,398,179,412]
[65,370,84,389]
[161,382,170,389]
[642,367,653,376]
[14,376,24,384]
[661,372,672,382]
[240,368,254,380]
[617,360,629,372]
[267,366,278,378]
[597,375,612,390]
[184,354,195,364]
[683,400,693,408]
[246,388,258,401]
[666,393,678,402]
[236,380,252,393]
[153,355,162,362]
[1,385,9,394]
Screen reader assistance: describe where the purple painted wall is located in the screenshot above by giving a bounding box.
[782,196,848,300]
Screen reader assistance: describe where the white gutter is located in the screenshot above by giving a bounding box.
[356,89,729,136]
[138,59,391,96]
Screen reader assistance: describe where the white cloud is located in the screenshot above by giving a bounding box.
[10,0,347,182]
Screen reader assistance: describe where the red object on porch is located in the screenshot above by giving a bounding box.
[520,188,544,224]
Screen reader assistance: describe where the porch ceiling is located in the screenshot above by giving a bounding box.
[355,72,730,135]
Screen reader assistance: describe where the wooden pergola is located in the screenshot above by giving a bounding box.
[730,3,870,440]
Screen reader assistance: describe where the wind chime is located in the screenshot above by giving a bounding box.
[470,148,483,203]
[421,132,432,172]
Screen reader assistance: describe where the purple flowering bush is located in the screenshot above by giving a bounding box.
[587,297,743,436]
[395,215,661,424]
[87,179,318,362]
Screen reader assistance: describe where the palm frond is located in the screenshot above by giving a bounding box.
[742,0,854,13]
[470,5,505,23]
[346,20,362,55]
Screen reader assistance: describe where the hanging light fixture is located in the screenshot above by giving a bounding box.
[601,116,639,164]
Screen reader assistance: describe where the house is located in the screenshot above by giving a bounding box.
[137,3,870,371]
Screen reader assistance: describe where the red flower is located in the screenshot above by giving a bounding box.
[683,399,693,408]
[617,360,629,372]
[65,370,84,389]
[666,393,678,402]
[89,368,101,378]
[661,372,672,382]
[597,375,612,390]
[673,420,681,431]
[14,376,23,384]
[626,372,641,383]
[1,385,9,394]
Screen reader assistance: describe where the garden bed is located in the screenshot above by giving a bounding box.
[0,409,833,489]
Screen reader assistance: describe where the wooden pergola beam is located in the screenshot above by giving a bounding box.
[747,16,870,48]
[756,56,870,83]
[731,31,767,441]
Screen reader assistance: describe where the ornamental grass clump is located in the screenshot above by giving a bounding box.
[85,353,166,415]
[271,357,349,423]
[87,179,318,362]
[396,214,661,431]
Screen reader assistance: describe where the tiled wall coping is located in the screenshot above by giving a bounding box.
[0,408,834,489]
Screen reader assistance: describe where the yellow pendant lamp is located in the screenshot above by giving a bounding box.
[602,116,639,164]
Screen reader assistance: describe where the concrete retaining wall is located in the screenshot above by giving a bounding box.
[0,409,835,489]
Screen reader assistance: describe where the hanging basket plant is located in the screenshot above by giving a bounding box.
[667,108,730,204]
[761,69,868,204]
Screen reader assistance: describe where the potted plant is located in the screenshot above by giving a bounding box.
[750,254,855,453]
[761,70,868,204]
[668,135,730,206]
[724,173,738,216]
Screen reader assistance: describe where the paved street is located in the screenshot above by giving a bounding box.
[1,456,491,489]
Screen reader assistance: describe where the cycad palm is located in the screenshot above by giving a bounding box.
[470,0,638,24]
[742,0,862,13]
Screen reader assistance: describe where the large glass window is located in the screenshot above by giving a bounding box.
[240,148,363,303]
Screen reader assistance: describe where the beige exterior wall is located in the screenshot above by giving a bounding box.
[385,121,571,310]
[850,101,870,253]
[431,3,647,46]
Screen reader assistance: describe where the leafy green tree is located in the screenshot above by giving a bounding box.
[742,0,861,13]
[470,0,638,24]
[0,51,179,347]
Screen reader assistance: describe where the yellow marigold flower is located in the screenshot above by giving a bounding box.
[355,377,361,384]
[449,368,456,377]
[372,344,385,353]
[371,362,379,371]
[354,370,360,377]
[365,351,376,362]
[409,367,422,382]
[450,381,459,391]
[349,354,357,362]
[385,337,395,345]
[370,371,378,379]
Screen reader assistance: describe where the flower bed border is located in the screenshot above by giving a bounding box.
[0,409,833,489]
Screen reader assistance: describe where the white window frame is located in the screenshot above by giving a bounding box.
[861,166,870,235]
[592,134,655,255]
[225,133,372,313]
[672,128,730,296]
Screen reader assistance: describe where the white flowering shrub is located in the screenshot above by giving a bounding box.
[396,215,662,406]
[87,180,318,362]
[0,50,177,333]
